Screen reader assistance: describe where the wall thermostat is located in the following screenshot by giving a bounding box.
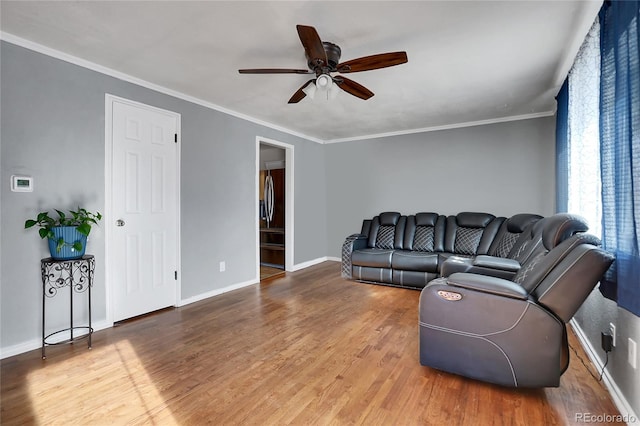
[11,175,33,192]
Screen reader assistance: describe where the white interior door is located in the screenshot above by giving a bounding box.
[109,98,179,322]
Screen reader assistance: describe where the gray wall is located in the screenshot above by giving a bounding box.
[259,146,286,170]
[3,41,637,417]
[574,293,640,416]
[324,117,556,257]
[0,41,327,351]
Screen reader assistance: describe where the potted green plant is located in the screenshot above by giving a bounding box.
[25,207,102,260]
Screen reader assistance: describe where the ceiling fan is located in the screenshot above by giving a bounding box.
[239,25,408,103]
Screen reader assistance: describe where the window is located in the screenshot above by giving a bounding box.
[566,19,602,238]
[558,2,640,316]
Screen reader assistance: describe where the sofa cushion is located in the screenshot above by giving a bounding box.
[508,213,590,274]
[456,212,495,228]
[403,213,445,252]
[413,226,435,251]
[509,218,547,263]
[444,212,500,256]
[352,248,394,268]
[415,213,437,226]
[541,213,589,249]
[488,214,544,258]
[352,266,393,284]
[454,227,484,255]
[367,212,406,249]
[392,270,438,288]
[379,211,401,225]
[391,250,439,272]
[507,214,544,233]
[375,225,396,249]
[492,231,520,258]
[515,232,602,293]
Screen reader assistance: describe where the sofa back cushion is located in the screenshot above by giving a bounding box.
[513,232,605,298]
[509,218,547,263]
[532,239,614,322]
[367,212,406,249]
[540,213,589,250]
[360,219,372,238]
[444,212,502,256]
[509,213,590,270]
[488,213,544,258]
[403,213,445,252]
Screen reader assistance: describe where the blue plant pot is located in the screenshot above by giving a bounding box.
[48,226,87,260]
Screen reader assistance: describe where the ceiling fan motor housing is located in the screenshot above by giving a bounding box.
[307,41,342,71]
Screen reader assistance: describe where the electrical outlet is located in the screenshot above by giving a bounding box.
[629,338,637,369]
[609,323,616,347]
[601,332,613,353]
[219,261,226,272]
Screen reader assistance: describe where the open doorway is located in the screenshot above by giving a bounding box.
[256,137,294,281]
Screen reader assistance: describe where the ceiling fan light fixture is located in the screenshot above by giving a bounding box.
[302,82,317,99]
[316,74,332,90]
[328,83,340,100]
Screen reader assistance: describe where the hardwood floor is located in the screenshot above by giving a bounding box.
[260,265,286,281]
[1,262,620,425]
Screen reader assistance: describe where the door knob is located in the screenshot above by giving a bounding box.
[116,219,125,227]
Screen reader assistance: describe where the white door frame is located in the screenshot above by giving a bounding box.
[256,137,294,276]
[104,94,182,325]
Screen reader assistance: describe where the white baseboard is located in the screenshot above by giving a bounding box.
[179,278,259,307]
[291,256,336,271]
[570,319,639,424]
[180,257,337,305]
[326,256,341,262]
[0,320,112,360]
[0,258,337,359]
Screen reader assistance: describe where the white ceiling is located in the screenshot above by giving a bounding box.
[0,1,601,142]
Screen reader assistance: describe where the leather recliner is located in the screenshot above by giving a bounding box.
[418,231,614,387]
[390,213,446,287]
[439,213,587,280]
[349,212,406,284]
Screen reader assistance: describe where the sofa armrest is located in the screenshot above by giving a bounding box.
[473,255,521,272]
[440,256,518,280]
[341,234,368,279]
[447,272,528,300]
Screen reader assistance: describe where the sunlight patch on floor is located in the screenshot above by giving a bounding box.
[27,340,177,424]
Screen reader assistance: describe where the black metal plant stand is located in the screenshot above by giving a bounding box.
[41,255,94,359]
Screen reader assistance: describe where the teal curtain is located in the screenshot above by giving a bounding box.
[599,0,640,314]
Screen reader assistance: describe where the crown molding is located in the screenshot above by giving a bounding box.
[2,32,555,146]
[323,111,555,144]
[0,32,324,145]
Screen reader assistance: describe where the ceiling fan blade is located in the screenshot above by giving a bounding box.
[239,68,313,74]
[337,52,408,73]
[297,25,327,67]
[288,79,315,104]
[336,77,374,100]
